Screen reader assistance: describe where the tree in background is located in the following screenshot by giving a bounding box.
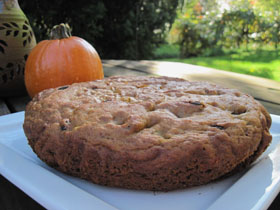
[19,0,179,59]
[254,0,280,49]
[169,0,223,57]
[169,0,280,57]
[220,9,256,49]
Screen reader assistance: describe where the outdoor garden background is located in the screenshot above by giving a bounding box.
[20,0,280,82]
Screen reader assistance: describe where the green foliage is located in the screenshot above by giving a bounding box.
[19,0,179,59]
[175,18,222,57]
[220,9,256,48]
[170,0,224,57]
[154,44,180,58]
[169,0,280,57]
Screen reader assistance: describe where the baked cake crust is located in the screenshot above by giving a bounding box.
[23,76,272,191]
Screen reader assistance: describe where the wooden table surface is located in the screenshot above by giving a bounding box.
[0,60,279,209]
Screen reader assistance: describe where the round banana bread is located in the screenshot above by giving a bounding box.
[23,76,272,191]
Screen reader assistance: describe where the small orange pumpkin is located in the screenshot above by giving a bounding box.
[25,23,104,98]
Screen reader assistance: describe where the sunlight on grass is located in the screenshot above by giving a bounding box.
[155,46,280,82]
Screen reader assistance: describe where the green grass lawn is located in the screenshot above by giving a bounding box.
[154,44,280,82]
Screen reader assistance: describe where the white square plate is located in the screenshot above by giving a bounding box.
[0,112,279,210]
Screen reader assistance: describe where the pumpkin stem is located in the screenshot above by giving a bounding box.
[49,23,72,40]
